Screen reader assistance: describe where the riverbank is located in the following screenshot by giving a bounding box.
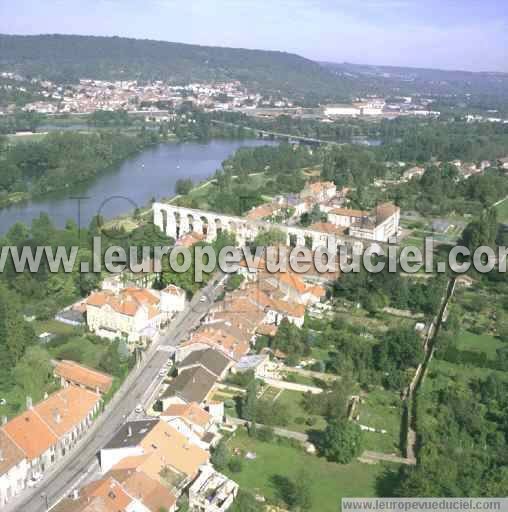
[0,138,277,235]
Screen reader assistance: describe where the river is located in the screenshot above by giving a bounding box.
[0,139,276,235]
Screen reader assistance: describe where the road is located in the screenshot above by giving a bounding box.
[226,417,309,443]
[7,275,224,512]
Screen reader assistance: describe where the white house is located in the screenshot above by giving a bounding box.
[0,431,29,509]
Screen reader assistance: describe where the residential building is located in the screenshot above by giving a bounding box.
[0,431,28,509]
[188,465,239,512]
[402,166,425,181]
[160,367,217,411]
[175,327,250,363]
[53,472,178,512]
[54,360,113,395]
[1,387,101,492]
[328,202,400,242]
[86,285,184,347]
[498,157,508,170]
[349,203,400,242]
[300,181,337,203]
[327,207,369,228]
[323,104,361,117]
[161,402,219,450]
[178,349,232,380]
[232,354,271,378]
[100,419,209,480]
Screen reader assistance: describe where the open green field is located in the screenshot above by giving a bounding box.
[34,319,80,337]
[224,429,398,511]
[358,388,402,455]
[495,196,508,223]
[455,330,505,360]
[429,359,507,384]
[274,389,327,433]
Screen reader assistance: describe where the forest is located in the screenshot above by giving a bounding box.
[0,130,158,200]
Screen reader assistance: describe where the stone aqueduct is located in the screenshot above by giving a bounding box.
[152,202,374,254]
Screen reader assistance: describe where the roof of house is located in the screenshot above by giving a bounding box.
[33,386,101,437]
[0,429,26,475]
[3,410,58,460]
[161,366,217,404]
[86,288,159,317]
[110,470,177,512]
[80,477,132,510]
[246,203,279,221]
[179,348,231,377]
[308,222,347,235]
[51,496,112,512]
[234,354,270,372]
[103,419,159,451]
[374,202,400,223]
[176,231,205,248]
[139,421,209,477]
[54,360,113,394]
[162,402,211,429]
[329,207,369,218]
[184,326,250,361]
[162,284,185,296]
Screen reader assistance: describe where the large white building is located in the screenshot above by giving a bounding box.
[85,285,185,347]
[328,202,400,242]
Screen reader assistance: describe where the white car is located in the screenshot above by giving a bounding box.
[135,404,143,414]
[165,359,173,367]
[159,369,167,377]
[199,296,207,303]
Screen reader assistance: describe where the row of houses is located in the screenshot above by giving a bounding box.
[0,361,115,508]
[54,349,241,511]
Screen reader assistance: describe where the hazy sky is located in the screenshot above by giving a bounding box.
[1,0,507,72]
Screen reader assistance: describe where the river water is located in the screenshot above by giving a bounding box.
[0,139,275,235]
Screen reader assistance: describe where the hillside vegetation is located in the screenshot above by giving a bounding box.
[0,34,347,103]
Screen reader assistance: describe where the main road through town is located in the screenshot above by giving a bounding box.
[6,274,225,512]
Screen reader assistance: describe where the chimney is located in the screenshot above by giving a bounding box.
[127,425,133,437]
[26,396,33,410]
[44,392,49,400]
[53,409,62,424]
[1,416,7,426]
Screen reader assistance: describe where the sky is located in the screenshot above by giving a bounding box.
[1,0,507,72]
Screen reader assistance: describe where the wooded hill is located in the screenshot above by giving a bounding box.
[0,34,348,103]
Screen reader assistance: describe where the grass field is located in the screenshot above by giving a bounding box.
[34,319,80,337]
[274,389,327,433]
[495,196,508,223]
[358,388,402,455]
[455,330,505,360]
[224,429,398,511]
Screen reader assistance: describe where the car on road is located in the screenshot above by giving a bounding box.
[199,295,207,302]
[135,404,143,414]
[159,369,167,377]
[166,359,173,367]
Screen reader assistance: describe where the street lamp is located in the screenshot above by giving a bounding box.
[40,492,49,511]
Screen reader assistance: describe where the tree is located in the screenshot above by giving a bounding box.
[230,490,262,512]
[12,346,53,403]
[175,178,193,195]
[241,378,258,422]
[211,439,230,471]
[319,419,363,464]
[253,228,286,248]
